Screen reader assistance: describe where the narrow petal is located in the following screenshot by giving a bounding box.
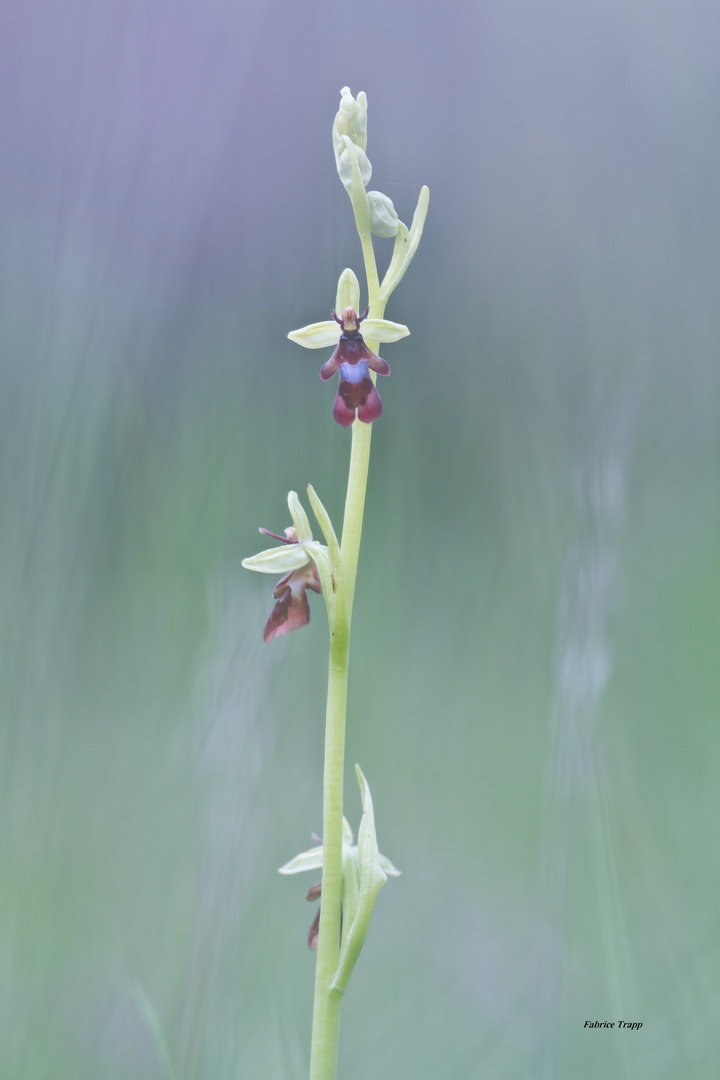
[242,544,310,575]
[288,321,341,349]
[360,318,410,343]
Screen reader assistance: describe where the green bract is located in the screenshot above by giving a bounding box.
[380,185,430,303]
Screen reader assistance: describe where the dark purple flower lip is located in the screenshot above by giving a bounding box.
[263,560,321,643]
[319,307,390,426]
[332,361,383,427]
[250,525,321,643]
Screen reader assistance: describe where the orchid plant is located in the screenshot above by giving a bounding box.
[243,87,428,1080]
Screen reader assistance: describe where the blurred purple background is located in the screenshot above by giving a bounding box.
[1,3,718,1079]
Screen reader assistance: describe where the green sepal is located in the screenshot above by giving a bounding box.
[288,316,409,350]
[287,490,313,545]
[380,185,430,302]
[241,543,312,575]
[287,322,340,349]
[278,845,324,875]
[335,268,361,315]
[361,318,410,343]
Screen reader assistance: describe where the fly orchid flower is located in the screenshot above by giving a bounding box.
[288,268,410,427]
[242,491,330,642]
[278,767,400,963]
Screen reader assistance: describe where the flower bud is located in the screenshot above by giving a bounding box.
[336,136,372,191]
[332,86,367,157]
[367,191,400,238]
[333,88,372,191]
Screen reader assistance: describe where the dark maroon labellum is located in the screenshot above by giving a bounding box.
[256,526,321,643]
[263,562,321,642]
[319,307,390,427]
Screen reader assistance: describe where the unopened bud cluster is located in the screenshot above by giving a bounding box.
[332,87,401,238]
[331,87,429,306]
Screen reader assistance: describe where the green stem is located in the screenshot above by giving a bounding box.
[308,199,383,1080]
[308,639,348,1080]
[339,422,372,623]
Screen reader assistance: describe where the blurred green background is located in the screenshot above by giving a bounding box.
[1,1,718,1077]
